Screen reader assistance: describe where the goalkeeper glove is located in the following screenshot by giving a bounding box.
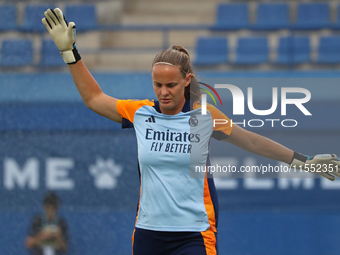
[290,152,340,181]
[42,8,81,64]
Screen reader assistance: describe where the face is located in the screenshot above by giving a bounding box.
[44,204,58,220]
[152,64,191,115]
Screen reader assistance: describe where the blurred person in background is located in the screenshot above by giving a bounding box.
[25,192,68,255]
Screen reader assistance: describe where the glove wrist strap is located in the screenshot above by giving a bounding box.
[60,48,81,64]
[290,151,308,166]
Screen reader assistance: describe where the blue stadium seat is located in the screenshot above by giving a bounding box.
[1,39,33,67]
[0,5,17,31]
[295,3,330,29]
[235,37,268,64]
[212,3,249,30]
[335,5,340,28]
[21,4,55,32]
[255,3,290,30]
[276,36,310,64]
[194,37,228,66]
[64,5,97,31]
[317,36,340,63]
[40,39,65,67]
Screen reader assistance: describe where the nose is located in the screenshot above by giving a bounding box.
[161,85,169,96]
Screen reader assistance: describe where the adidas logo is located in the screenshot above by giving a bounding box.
[145,115,156,123]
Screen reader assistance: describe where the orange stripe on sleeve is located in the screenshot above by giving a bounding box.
[193,101,233,138]
[116,99,155,123]
[207,104,233,136]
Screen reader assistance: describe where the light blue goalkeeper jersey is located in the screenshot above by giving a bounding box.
[117,99,232,232]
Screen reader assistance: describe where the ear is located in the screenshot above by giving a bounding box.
[185,73,192,87]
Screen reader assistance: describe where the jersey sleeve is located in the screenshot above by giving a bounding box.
[116,99,155,124]
[207,104,233,140]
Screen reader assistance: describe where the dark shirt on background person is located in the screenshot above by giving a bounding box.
[25,192,68,255]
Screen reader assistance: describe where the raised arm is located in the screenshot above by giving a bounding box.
[67,60,122,122]
[224,124,340,181]
[42,8,122,123]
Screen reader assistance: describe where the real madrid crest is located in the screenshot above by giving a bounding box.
[189,115,198,127]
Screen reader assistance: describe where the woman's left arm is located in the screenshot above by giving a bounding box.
[223,124,340,181]
[223,124,294,164]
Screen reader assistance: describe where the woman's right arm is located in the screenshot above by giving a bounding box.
[68,60,122,123]
[42,8,122,123]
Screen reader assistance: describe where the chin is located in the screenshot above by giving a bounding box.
[161,103,175,110]
[159,100,172,108]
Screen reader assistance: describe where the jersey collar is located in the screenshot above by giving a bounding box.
[153,99,191,114]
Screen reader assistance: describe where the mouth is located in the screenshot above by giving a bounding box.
[161,98,171,104]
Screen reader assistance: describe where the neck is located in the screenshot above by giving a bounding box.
[160,98,186,115]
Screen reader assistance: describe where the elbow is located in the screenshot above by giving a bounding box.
[84,100,94,110]
[84,96,97,111]
[83,92,102,110]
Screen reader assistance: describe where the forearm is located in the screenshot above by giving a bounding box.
[242,132,293,164]
[227,125,294,164]
[43,8,122,122]
[68,60,103,107]
[26,233,67,252]
[25,235,42,248]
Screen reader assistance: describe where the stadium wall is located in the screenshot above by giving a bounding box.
[1,71,340,255]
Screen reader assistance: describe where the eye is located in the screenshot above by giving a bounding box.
[167,83,177,88]
[154,83,162,87]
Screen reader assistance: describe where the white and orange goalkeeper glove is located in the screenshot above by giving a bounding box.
[290,152,340,181]
[42,8,81,64]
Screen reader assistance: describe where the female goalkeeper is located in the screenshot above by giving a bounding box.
[42,8,340,255]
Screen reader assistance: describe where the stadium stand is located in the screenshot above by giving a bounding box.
[254,3,290,30]
[295,2,331,29]
[276,36,311,64]
[212,3,249,30]
[234,36,268,64]
[2,1,340,70]
[1,39,33,67]
[194,37,228,66]
[336,4,340,28]
[64,4,97,31]
[317,36,340,64]
[40,39,66,67]
[0,5,17,31]
[21,4,56,32]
